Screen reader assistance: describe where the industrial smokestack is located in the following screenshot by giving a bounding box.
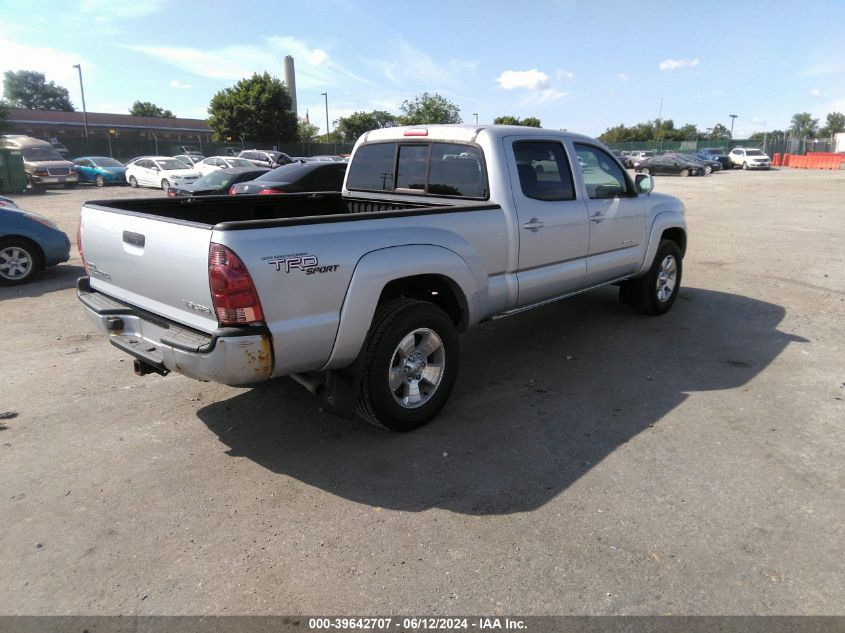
[284,55,297,116]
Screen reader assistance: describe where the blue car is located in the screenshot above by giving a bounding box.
[0,205,71,285]
[72,156,127,187]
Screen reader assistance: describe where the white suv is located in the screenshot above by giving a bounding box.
[729,148,771,170]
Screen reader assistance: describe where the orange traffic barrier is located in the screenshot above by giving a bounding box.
[773,152,781,166]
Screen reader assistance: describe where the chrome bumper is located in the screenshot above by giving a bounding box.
[77,277,273,386]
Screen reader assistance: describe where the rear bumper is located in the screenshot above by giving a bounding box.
[77,277,273,386]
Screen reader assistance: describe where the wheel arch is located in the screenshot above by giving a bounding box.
[322,244,479,372]
[0,234,45,270]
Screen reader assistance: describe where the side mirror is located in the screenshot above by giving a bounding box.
[635,173,654,194]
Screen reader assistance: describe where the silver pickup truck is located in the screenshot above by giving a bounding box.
[78,125,687,431]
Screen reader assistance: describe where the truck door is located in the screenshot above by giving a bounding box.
[572,142,647,284]
[505,138,590,307]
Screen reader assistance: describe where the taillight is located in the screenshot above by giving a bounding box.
[228,185,238,195]
[208,243,264,325]
[167,189,177,198]
[76,221,88,273]
[257,189,284,195]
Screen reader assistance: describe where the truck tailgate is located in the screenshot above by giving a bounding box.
[80,205,218,333]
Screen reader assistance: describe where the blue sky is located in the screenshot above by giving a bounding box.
[1,0,843,138]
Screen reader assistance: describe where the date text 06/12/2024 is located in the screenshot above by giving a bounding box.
[307,617,527,630]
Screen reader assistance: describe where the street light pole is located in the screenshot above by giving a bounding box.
[72,64,90,154]
[320,92,330,147]
[729,114,738,140]
[473,113,478,125]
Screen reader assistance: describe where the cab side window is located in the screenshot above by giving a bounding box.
[512,141,575,201]
[574,143,631,199]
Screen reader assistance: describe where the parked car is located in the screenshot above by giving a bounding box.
[229,161,347,195]
[173,145,203,156]
[173,154,205,167]
[237,149,294,169]
[166,167,270,198]
[78,124,686,431]
[0,205,70,285]
[0,136,79,191]
[311,155,348,162]
[125,156,201,190]
[635,156,702,176]
[194,156,257,176]
[697,148,732,170]
[0,196,19,209]
[667,153,722,174]
[609,149,629,168]
[728,147,772,170]
[628,150,656,167]
[72,156,128,187]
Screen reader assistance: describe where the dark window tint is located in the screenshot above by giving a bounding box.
[313,164,346,189]
[396,144,429,190]
[346,142,396,191]
[574,143,630,199]
[427,143,486,198]
[512,141,575,201]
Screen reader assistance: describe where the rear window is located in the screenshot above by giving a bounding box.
[347,142,487,198]
[256,162,315,182]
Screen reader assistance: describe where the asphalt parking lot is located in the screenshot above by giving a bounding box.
[1,169,843,616]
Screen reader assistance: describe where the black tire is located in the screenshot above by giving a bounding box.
[0,238,41,286]
[618,239,682,315]
[161,179,170,191]
[742,162,749,170]
[95,174,105,187]
[129,176,138,188]
[704,165,712,174]
[640,167,650,175]
[356,299,459,431]
[679,168,690,177]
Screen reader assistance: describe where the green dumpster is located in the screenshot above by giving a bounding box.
[0,148,27,193]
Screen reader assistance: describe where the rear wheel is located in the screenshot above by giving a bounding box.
[742,162,749,170]
[0,239,40,286]
[129,176,138,188]
[640,167,650,175]
[357,299,459,431]
[618,239,682,315]
[679,168,690,177]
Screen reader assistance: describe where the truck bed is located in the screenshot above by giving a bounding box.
[84,192,494,230]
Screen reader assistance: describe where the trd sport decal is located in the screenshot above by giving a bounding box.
[267,254,339,275]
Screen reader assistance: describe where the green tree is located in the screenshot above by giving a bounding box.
[493,115,541,127]
[789,112,819,138]
[129,101,175,118]
[207,72,297,143]
[820,111,845,137]
[297,118,321,143]
[334,110,398,143]
[676,123,701,140]
[707,124,731,141]
[3,70,74,111]
[399,92,461,125]
[0,100,10,134]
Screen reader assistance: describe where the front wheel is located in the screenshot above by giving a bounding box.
[704,165,712,174]
[679,168,690,177]
[640,167,650,175]
[0,239,40,286]
[160,179,170,191]
[618,239,683,315]
[95,174,105,187]
[742,162,749,170]
[357,299,459,431]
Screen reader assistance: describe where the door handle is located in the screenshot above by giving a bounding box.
[522,218,544,231]
[590,213,604,223]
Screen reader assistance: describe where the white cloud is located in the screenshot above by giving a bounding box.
[659,58,699,71]
[556,69,575,80]
[810,88,821,97]
[497,69,550,91]
[125,37,374,90]
[0,35,88,89]
[169,80,193,89]
[373,40,477,89]
[617,73,630,82]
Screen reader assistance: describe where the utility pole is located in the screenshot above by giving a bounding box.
[729,114,738,140]
[320,92,330,146]
[72,64,90,154]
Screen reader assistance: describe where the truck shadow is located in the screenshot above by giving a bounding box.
[0,264,85,300]
[196,287,806,515]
